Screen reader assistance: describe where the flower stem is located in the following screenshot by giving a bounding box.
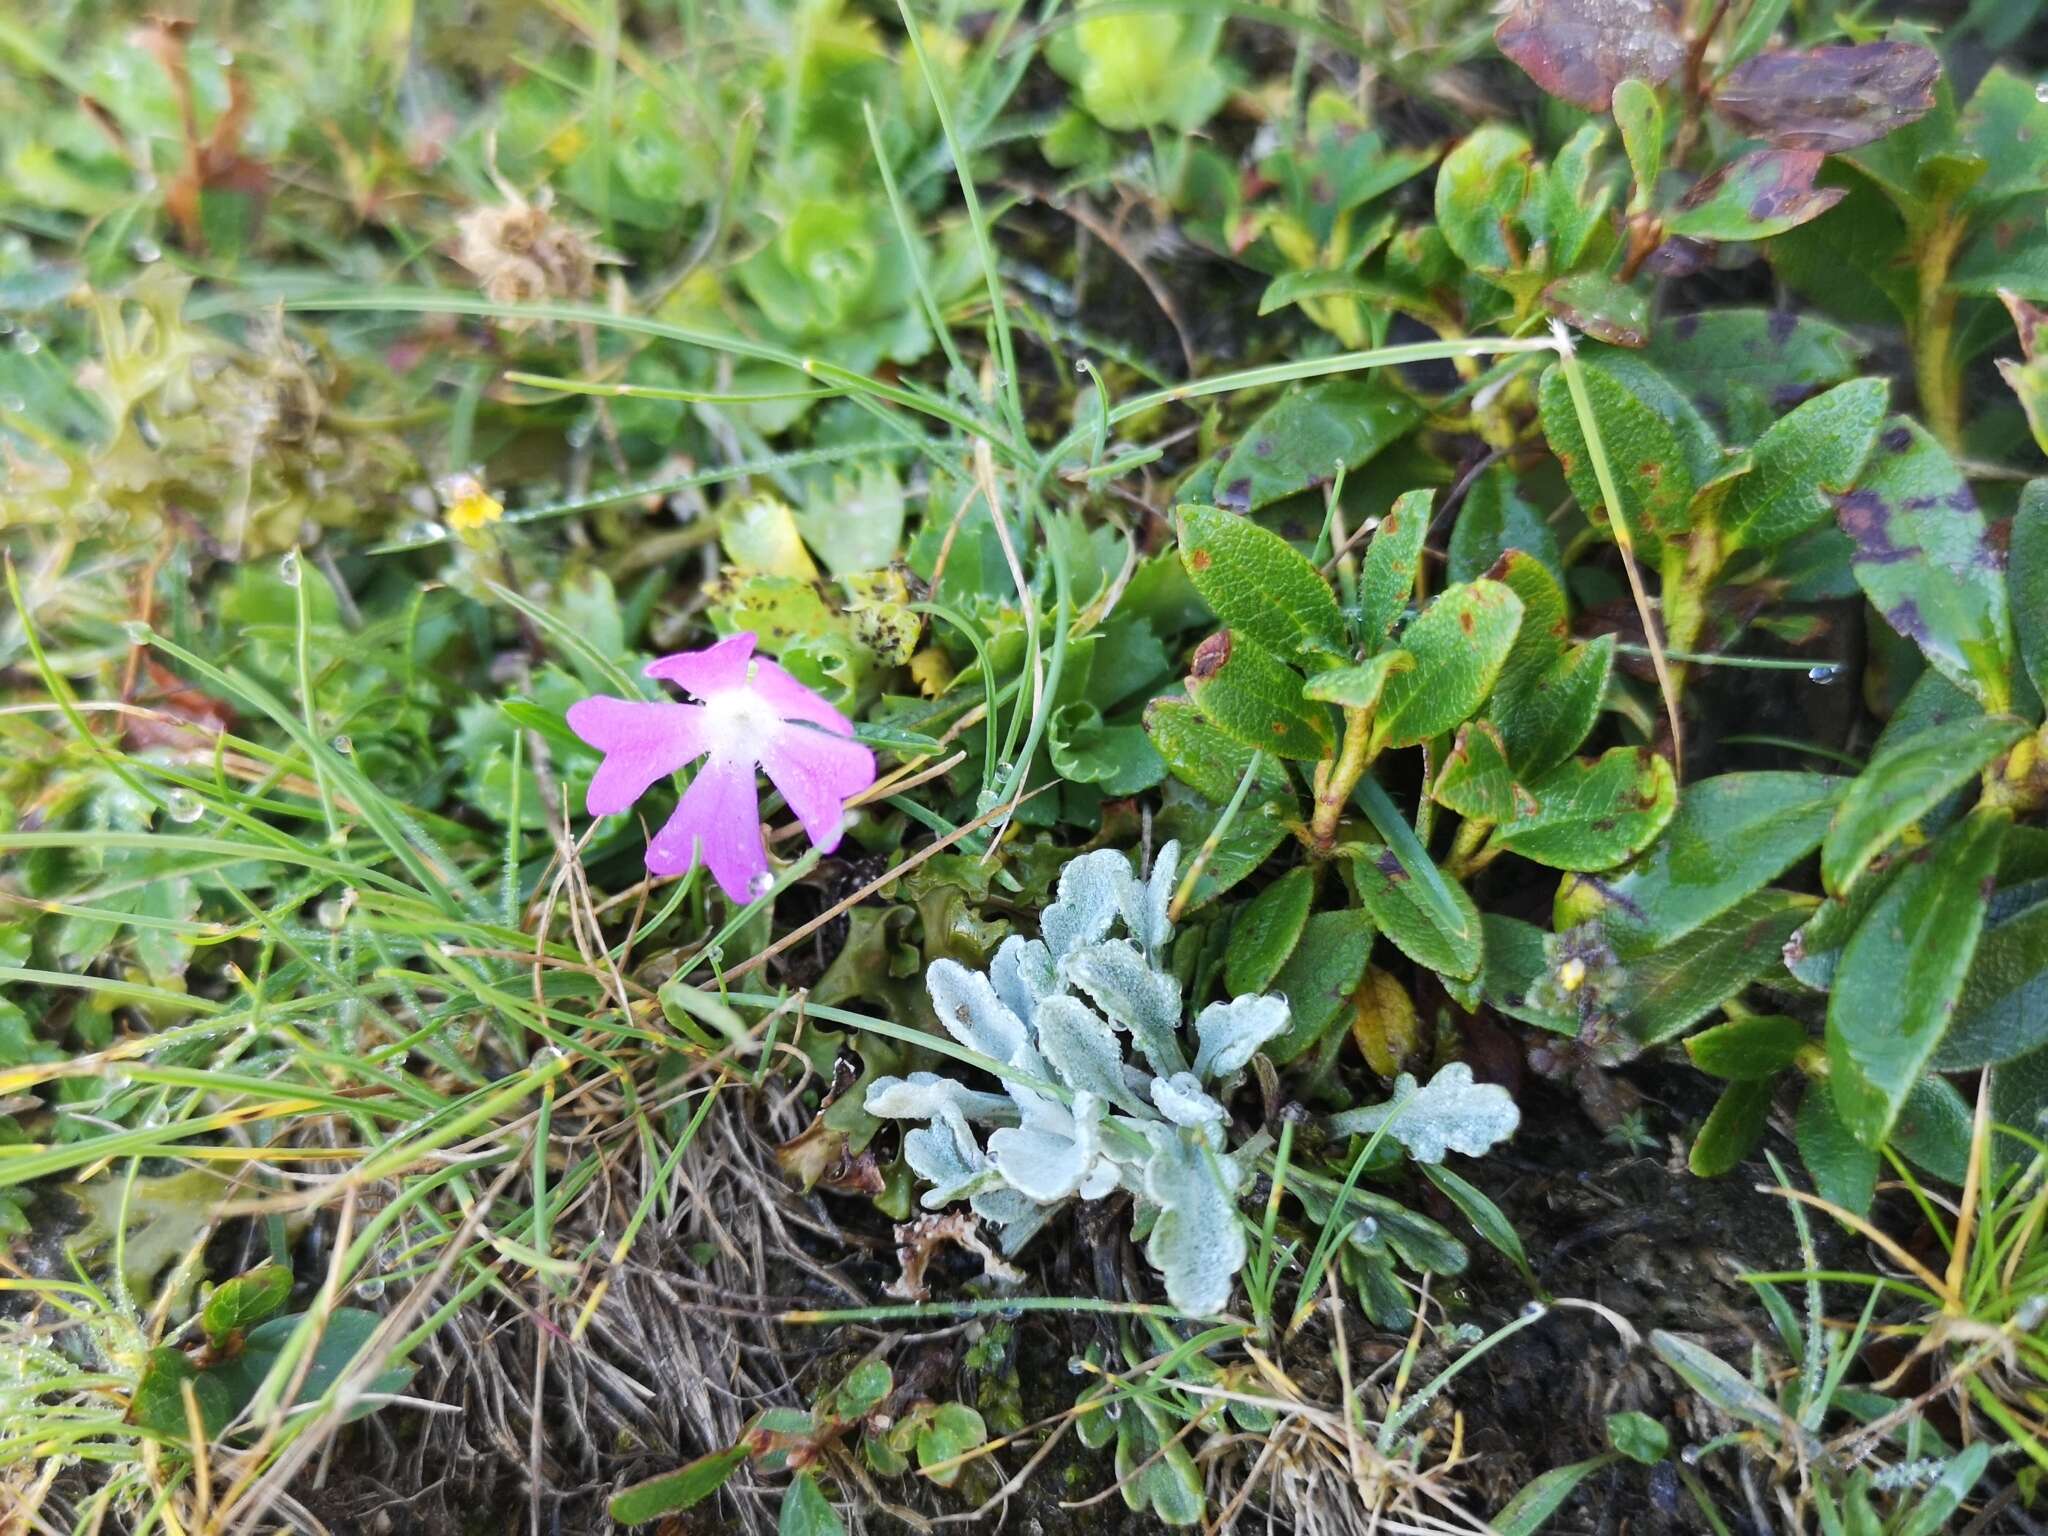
[1912,212,1967,454]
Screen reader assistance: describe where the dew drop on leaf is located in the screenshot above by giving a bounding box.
[1807,664,1843,685]
[277,550,301,587]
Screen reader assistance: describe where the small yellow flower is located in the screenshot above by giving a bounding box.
[439,472,504,533]
[1556,956,1588,994]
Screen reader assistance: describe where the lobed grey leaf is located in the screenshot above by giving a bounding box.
[1192,993,1291,1081]
[1042,848,1140,959]
[1036,995,1150,1114]
[926,957,1030,1065]
[1326,1063,1521,1162]
[990,935,1058,1022]
[989,1090,1107,1202]
[1151,1071,1227,1129]
[1140,1124,1247,1314]
[1065,939,1189,1076]
[1128,840,1181,955]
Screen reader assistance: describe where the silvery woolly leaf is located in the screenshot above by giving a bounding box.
[1035,995,1149,1114]
[1192,993,1291,1081]
[989,1091,1106,1202]
[1140,1124,1247,1315]
[990,935,1058,1022]
[1043,848,1140,959]
[1126,840,1181,955]
[1151,1071,1226,1130]
[971,1186,1058,1255]
[865,1071,1017,1128]
[903,1123,995,1206]
[1326,1063,1520,1162]
[1066,939,1188,1076]
[926,958,1030,1065]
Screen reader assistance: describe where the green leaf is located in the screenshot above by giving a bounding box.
[201,1264,293,1347]
[1494,747,1677,872]
[1568,772,1846,956]
[1606,1411,1670,1465]
[1613,889,1815,1045]
[1663,150,1845,242]
[1934,897,2048,1069]
[1144,697,1295,806]
[2011,480,2048,702]
[1892,1073,1973,1185]
[1836,418,2016,711]
[1827,809,2008,1146]
[1650,1331,1816,1448]
[1493,1455,1621,1536]
[1686,1014,1808,1080]
[779,1471,846,1536]
[834,1360,893,1418]
[1265,908,1375,1063]
[1795,1079,1879,1217]
[1490,636,1615,780]
[1434,722,1536,826]
[1212,380,1421,515]
[1153,777,1294,909]
[1301,650,1414,710]
[1177,504,1347,663]
[1350,843,1484,981]
[1719,379,1888,550]
[1819,714,2026,894]
[1544,272,1650,348]
[127,1348,235,1441]
[1355,489,1435,647]
[1434,125,1533,274]
[1050,702,1166,795]
[1421,1161,1536,1289]
[1185,630,1334,761]
[1448,468,1562,585]
[611,1447,751,1525]
[1225,867,1314,995]
[1642,310,1863,433]
[1962,65,2048,207]
[915,1402,987,1487]
[1614,79,1664,205]
[1688,1077,1774,1177]
[1539,361,1693,552]
[209,1307,412,1417]
[1370,581,1524,751]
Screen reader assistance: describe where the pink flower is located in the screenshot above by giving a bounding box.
[565,632,876,902]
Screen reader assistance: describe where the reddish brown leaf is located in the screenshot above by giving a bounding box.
[1664,150,1845,243]
[1495,0,1685,112]
[124,659,235,750]
[137,16,268,253]
[1713,43,1940,153]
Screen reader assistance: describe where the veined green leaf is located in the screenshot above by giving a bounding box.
[1355,489,1435,646]
[1539,361,1692,552]
[1302,649,1414,710]
[1613,888,1815,1045]
[1494,747,1676,872]
[1370,581,1523,751]
[1349,843,1483,980]
[1225,866,1314,995]
[1186,630,1335,761]
[1212,380,1421,515]
[1820,714,2026,893]
[1719,378,1888,550]
[1177,504,1348,664]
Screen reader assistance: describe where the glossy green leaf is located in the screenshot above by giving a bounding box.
[1719,379,1888,550]
[611,1446,751,1524]
[1607,1411,1670,1465]
[1795,1079,1879,1217]
[208,1307,413,1415]
[1827,809,2008,1147]
[1686,1014,1808,1080]
[1934,898,2048,1069]
[1566,772,1846,956]
[1212,381,1421,515]
[1689,1078,1773,1177]
[1433,722,1535,826]
[1349,843,1484,981]
[1177,503,1348,663]
[1539,361,1692,552]
[1185,630,1335,761]
[1663,150,1844,241]
[128,1348,237,1441]
[779,1472,846,1536]
[1650,1331,1820,1451]
[915,1402,987,1486]
[1225,866,1313,995]
[1544,272,1649,348]
[1836,418,2016,711]
[1050,702,1166,795]
[1494,747,1677,872]
[1614,79,1664,207]
[1820,714,2025,893]
[1302,650,1414,710]
[1355,489,1435,646]
[201,1264,294,1347]
[1421,1161,1536,1288]
[1448,468,1562,585]
[1370,581,1524,751]
[2012,480,2048,702]
[1153,777,1294,908]
[1643,310,1863,433]
[1962,66,2048,206]
[1613,889,1815,1045]
[1266,909,1376,1063]
[1494,1455,1621,1536]
[1144,697,1296,806]
[1490,636,1615,780]
[1434,124,1533,274]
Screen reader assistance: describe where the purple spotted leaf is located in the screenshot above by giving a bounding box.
[1832,418,2016,712]
[1543,272,1650,348]
[1663,151,1845,243]
[1712,42,1941,153]
[1494,0,1685,112]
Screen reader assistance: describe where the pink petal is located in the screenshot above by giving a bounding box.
[566,697,711,815]
[757,721,877,853]
[748,654,858,735]
[647,751,769,901]
[645,632,757,699]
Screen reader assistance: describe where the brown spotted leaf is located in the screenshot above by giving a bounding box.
[1833,418,2016,712]
[1713,42,1941,152]
[1494,0,1685,112]
[1663,150,1846,243]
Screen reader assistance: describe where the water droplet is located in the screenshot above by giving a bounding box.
[331,734,354,755]
[277,549,301,587]
[214,45,235,65]
[748,871,776,899]
[1520,1300,1548,1319]
[130,238,161,264]
[1807,664,1842,685]
[1067,1356,1087,1375]
[2,397,23,413]
[164,789,204,824]
[356,1275,386,1300]
[316,898,349,930]
[1102,1400,1122,1421]
[2036,80,2048,103]
[122,620,154,644]
[12,332,40,355]
[1680,1446,1701,1467]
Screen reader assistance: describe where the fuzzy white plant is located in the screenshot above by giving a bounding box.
[866,842,1521,1314]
